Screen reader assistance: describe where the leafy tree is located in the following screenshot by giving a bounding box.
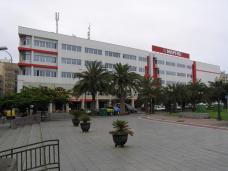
[73,61,111,110]
[111,63,142,114]
[138,77,161,114]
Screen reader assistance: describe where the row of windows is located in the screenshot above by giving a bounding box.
[139,57,147,62]
[166,61,175,67]
[61,44,146,61]
[62,44,82,52]
[105,63,115,69]
[85,60,94,66]
[61,72,75,78]
[34,69,57,77]
[34,39,57,49]
[155,58,192,70]
[129,66,137,71]
[34,54,56,63]
[105,51,120,58]
[157,60,165,65]
[166,71,176,76]
[123,54,137,60]
[85,47,102,55]
[177,72,186,77]
[62,57,81,65]
[164,71,192,78]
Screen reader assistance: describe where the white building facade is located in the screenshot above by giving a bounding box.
[17,26,221,109]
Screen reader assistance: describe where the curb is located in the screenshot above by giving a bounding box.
[142,116,228,131]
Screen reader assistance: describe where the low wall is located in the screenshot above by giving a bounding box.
[10,114,41,129]
[178,112,210,119]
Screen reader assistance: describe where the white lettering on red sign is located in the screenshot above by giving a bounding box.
[166,49,182,57]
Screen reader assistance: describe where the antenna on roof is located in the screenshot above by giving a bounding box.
[87,23,91,40]
[55,12,60,34]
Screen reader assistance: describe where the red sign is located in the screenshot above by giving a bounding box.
[152,45,190,59]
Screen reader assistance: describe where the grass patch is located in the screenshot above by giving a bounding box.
[208,109,228,121]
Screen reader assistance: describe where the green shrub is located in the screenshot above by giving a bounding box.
[80,114,91,123]
[109,119,134,136]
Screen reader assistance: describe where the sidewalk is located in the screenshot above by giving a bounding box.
[143,112,228,130]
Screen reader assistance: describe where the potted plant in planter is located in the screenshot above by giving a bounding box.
[109,119,134,147]
[80,114,91,132]
[70,110,82,126]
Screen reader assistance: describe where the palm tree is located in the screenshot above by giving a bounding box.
[138,77,161,114]
[209,80,226,120]
[73,61,110,110]
[187,80,207,111]
[112,63,142,114]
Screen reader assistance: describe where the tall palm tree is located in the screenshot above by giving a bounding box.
[138,77,161,114]
[73,61,110,110]
[112,63,142,114]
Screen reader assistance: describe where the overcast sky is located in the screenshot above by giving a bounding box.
[0,0,227,71]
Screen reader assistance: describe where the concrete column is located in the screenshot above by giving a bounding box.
[109,95,112,106]
[131,98,135,108]
[48,103,53,113]
[81,99,85,109]
[66,103,70,112]
[96,92,99,110]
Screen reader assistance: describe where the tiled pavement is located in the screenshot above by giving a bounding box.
[1,114,228,171]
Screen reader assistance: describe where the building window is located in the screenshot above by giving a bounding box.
[61,57,81,65]
[139,67,145,72]
[123,54,137,60]
[159,70,165,74]
[129,66,137,71]
[105,51,120,58]
[187,74,192,78]
[187,65,192,69]
[139,57,147,62]
[177,72,186,77]
[177,63,185,68]
[61,72,75,78]
[34,38,57,49]
[34,54,56,63]
[22,52,31,61]
[166,71,176,76]
[104,63,115,69]
[166,61,175,66]
[157,60,165,65]
[34,69,57,77]
[85,47,102,55]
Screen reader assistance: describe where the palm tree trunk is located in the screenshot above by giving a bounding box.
[120,96,125,115]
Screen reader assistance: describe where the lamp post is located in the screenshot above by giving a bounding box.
[0,46,13,63]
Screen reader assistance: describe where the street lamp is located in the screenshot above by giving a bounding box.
[0,46,13,63]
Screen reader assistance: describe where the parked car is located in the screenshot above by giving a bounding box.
[115,103,137,113]
[106,106,114,115]
[154,105,166,111]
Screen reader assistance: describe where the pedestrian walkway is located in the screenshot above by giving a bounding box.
[1,114,228,170]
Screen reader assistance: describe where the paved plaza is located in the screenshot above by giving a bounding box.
[1,114,228,171]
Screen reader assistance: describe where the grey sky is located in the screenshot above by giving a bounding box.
[0,0,227,71]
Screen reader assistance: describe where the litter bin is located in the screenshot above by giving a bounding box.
[99,108,107,116]
[196,104,207,113]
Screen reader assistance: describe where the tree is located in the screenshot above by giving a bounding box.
[111,63,142,114]
[209,80,226,120]
[187,80,207,111]
[73,61,110,110]
[138,77,161,114]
